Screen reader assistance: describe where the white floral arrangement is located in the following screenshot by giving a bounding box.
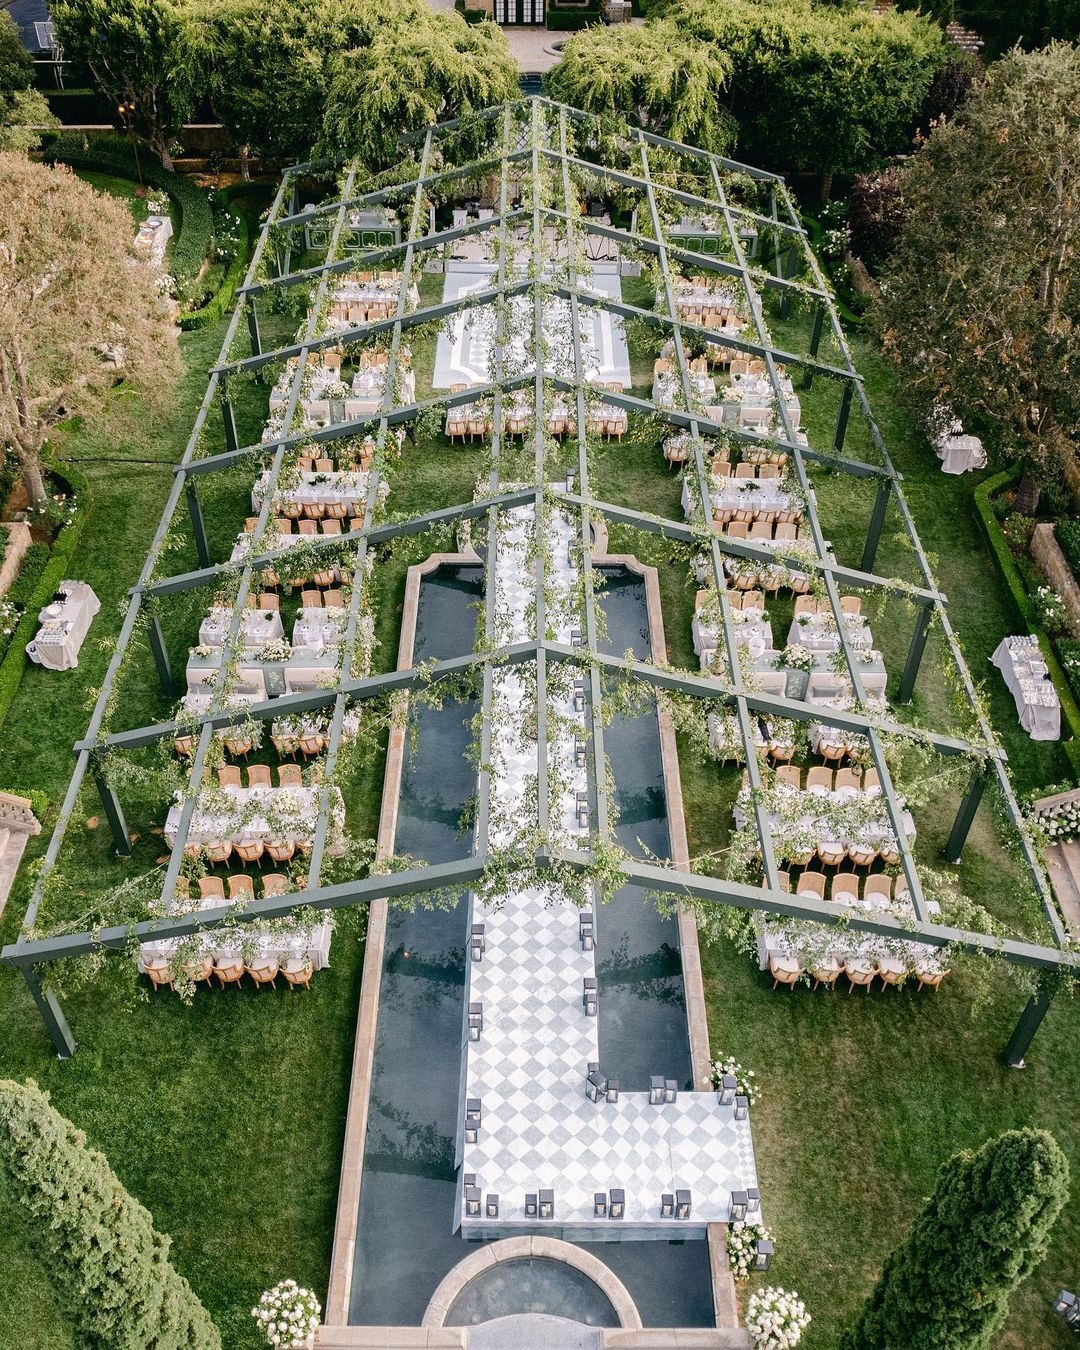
[0,597,19,638]
[252,1279,321,1348]
[711,1055,760,1106]
[727,1221,773,1280]
[1039,800,1080,842]
[145,193,170,216]
[258,640,294,662]
[746,1286,810,1349]
[780,643,815,674]
[1035,585,1069,633]
[325,379,351,400]
[154,271,177,298]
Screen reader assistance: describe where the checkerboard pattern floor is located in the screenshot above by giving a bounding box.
[460,499,759,1233]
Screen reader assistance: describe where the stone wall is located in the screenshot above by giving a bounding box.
[0,522,32,599]
[1031,524,1080,639]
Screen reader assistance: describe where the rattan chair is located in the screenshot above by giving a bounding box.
[227,874,256,901]
[282,958,314,991]
[233,839,265,867]
[247,958,280,990]
[277,764,303,787]
[217,765,242,789]
[247,764,272,789]
[198,876,226,902]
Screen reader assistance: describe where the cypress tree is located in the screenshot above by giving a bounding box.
[0,1079,220,1349]
[841,1127,1069,1350]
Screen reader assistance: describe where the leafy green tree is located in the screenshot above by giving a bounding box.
[0,1079,220,1349]
[873,42,1080,485]
[51,0,196,167]
[0,11,56,151]
[841,1128,1069,1350]
[319,7,518,167]
[547,21,734,155]
[670,0,949,198]
[0,154,179,504]
[182,0,335,171]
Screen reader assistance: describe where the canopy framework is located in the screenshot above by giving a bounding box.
[3,98,1069,1066]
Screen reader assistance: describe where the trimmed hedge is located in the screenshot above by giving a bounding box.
[42,133,213,286]
[0,467,90,735]
[974,468,1080,776]
[544,8,601,28]
[178,199,250,331]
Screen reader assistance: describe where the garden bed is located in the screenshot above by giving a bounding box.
[975,468,1080,774]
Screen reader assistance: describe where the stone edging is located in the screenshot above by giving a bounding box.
[0,522,32,599]
[420,1236,643,1330]
[324,552,481,1326]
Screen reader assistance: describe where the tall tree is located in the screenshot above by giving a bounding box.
[0,1079,220,1349]
[0,154,179,505]
[0,10,55,151]
[663,0,950,198]
[841,1128,1069,1350]
[51,0,196,168]
[319,7,518,168]
[873,42,1080,485]
[547,22,734,155]
[181,0,333,171]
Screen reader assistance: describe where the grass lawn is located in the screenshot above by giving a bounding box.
[0,237,1076,1350]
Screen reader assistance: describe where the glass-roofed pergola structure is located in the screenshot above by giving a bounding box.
[4,97,1074,1090]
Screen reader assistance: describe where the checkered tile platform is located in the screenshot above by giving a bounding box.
[460,498,759,1233]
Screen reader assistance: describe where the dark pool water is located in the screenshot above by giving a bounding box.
[445,1258,617,1328]
[350,563,709,1328]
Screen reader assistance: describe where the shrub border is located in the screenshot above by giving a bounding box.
[973,466,1080,776]
[0,465,90,734]
[178,194,251,331]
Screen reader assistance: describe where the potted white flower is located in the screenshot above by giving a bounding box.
[252,1279,321,1349]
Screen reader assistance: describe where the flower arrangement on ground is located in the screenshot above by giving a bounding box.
[711,1054,760,1107]
[1039,798,1080,842]
[727,1221,773,1279]
[746,1286,810,1349]
[252,1279,321,1348]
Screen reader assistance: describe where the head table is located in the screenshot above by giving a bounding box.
[26,581,100,671]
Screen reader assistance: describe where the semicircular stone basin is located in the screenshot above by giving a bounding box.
[444,1257,618,1329]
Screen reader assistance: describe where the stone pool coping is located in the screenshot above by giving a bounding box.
[420,1235,643,1329]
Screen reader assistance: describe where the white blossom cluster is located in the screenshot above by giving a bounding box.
[1040,799,1080,842]
[0,597,18,639]
[251,1279,321,1348]
[710,1055,761,1107]
[746,1286,810,1349]
[726,1220,773,1280]
[1035,585,1069,632]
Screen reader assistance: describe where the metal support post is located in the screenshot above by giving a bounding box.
[1003,978,1057,1068]
[185,480,211,568]
[860,480,891,575]
[802,305,824,391]
[833,381,853,454]
[148,615,175,698]
[22,967,76,1059]
[247,303,262,362]
[92,767,132,857]
[220,383,239,456]
[898,606,932,705]
[944,769,986,864]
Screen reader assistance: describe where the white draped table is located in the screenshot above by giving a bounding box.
[26,581,100,671]
[991,636,1060,740]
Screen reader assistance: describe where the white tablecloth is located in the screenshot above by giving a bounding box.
[26,582,100,671]
[164,783,343,849]
[139,918,333,972]
[937,433,986,475]
[991,636,1060,740]
[253,468,373,512]
[198,607,284,648]
[787,614,874,654]
[293,606,347,649]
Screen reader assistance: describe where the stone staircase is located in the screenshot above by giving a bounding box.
[1032,786,1080,940]
[0,793,41,922]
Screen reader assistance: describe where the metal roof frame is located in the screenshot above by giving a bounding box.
[4,99,1069,1067]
